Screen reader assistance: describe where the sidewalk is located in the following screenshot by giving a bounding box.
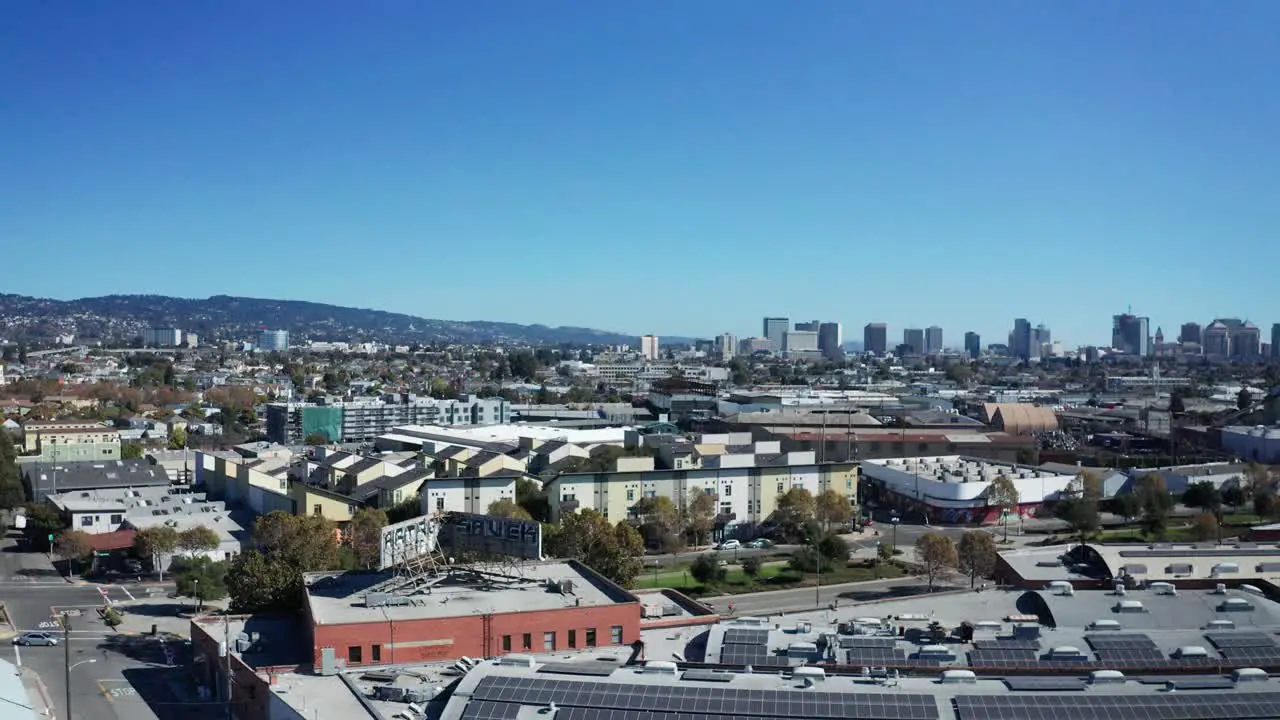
[21,666,54,718]
[112,596,228,639]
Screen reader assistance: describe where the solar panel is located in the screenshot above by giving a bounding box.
[1218,647,1280,663]
[1122,548,1280,557]
[537,662,620,677]
[461,700,522,720]
[1208,633,1279,649]
[1085,633,1159,650]
[974,639,1040,650]
[681,669,735,683]
[956,693,1280,720]
[723,628,769,645]
[1002,676,1089,691]
[840,636,897,648]
[469,676,941,719]
[1170,677,1239,690]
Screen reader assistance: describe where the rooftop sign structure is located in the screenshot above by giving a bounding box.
[441,512,542,561]
[378,515,439,571]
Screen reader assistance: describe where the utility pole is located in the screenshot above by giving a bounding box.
[63,612,71,720]
[224,616,232,720]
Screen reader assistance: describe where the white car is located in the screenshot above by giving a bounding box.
[716,540,741,551]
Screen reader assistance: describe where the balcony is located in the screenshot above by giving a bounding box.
[560,499,580,513]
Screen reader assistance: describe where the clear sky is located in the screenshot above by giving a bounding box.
[3,1,1278,347]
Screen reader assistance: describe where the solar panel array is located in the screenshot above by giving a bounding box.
[1120,548,1280,558]
[1086,633,1166,663]
[968,648,1038,667]
[847,647,907,665]
[720,644,788,667]
[973,639,1040,650]
[539,662,621,677]
[461,700,522,720]
[680,669,734,683]
[955,693,1280,720]
[840,636,898,649]
[1207,633,1279,649]
[468,676,940,719]
[1002,677,1089,691]
[723,628,769,645]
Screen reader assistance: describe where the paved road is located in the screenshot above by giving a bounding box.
[701,575,948,616]
[645,545,798,567]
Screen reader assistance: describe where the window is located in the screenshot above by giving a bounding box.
[544,632,556,652]
[522,633,532,650]
[312,504,322,516]
[436,496,445,511]
[568,630,577,648]
[776,482,784,493]
[611,626,623,644]
[348,646,362,664]
[109,514,123,525]
[626,488,634,501]
[585,628,597,647]
[371,645,381,663]
[723,485,732,497]
[502,635,512,652]
[80,515,93,527]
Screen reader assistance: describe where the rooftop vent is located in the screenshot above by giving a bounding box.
[1176,647,1209,658]
[1233,668,1268,683]
[940,669,977,685]
[1090,670,1126,685]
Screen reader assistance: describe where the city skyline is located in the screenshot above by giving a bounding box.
[4,4,1279,342]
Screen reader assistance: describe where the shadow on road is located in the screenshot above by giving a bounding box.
[835,583,944,603]
[97,635,186,665]
[122,653,222,720]
[15,567,63,579]
[119,603,194,618]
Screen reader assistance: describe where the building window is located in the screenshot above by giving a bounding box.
[611,626,623,644]
[522,633,532,650]
[502,635,512,652]
[626,488,634,501]
[585,628,597,647]
[436,496,445,511]
[544,632,556,652]
[313,504,322,516]
[723,485,732,496]
[371,645,381,663]
[109,514,123,525]
[80,515,92,527]
[776,482,784,493]
[348,646,362,664]
[568,630,577,648]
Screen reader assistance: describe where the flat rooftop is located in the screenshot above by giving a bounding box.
[304,561,637,626]
[389,423,632,446]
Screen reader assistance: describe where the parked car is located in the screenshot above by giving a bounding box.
[716,539,741,551]
[746,539,774,549]
[12,632,58,646]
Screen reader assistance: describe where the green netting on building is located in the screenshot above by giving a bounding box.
[301,406,344,442]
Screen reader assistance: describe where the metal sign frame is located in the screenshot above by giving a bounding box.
[378,515,440,570]
[442,512,543,561]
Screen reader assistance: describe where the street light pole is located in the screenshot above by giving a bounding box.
[814,534,822,608]
[63,613,70,720]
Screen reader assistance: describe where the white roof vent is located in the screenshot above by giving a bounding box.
[1090,620,1122,631]
[1176,646,1209,658]
[644,661,678,675]
[1220,597,1255,612]
[1115,600,1145,613]
[1233,668,1268,683]
[793,666,826,682]
[498,654,535,668]
[1090,670,1126,685]
[940,669,977,684]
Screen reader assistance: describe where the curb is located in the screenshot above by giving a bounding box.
[23,668,55,716]
[0,602,15,638]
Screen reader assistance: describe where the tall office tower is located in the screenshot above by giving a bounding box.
[924,326,943,354]
[964,332,981,359]
[903,328,925,355]
[1272,324,1280,358]
[738,337,772,355]
[783,330,819,354]
[794,320,821,332]
[763,317,789,352]
[640,335,660,360]
[1203,321,1231,356]
[143,328,183,347]
[715,333,737,361]
[1111,314,1149,357]
[1179,322,1202,345]
[1011,318,1032,360]
[817,322,843,360]
[258,329,290,352]
[863,323,888,356]
[1233,322,1261,358]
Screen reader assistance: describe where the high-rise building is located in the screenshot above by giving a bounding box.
[924,326,943,354]
[763,317,789,352]
[715,333,736,361]
[1111,314,1149,357]
[258,329,290,352]
[1203,321,1231,356]
[902,328,925,355]
[783,330,818,353]
[143,328,183,348]
[1011,319,1033,360]
[1234,322,1261,359]
[964,332,981,359]
[1179,322,1202,345]
[817,322,843,360]
[1272,324,1280,359]
[640,335,660,360]
[863,323,888,356]
[738,337,772,355]
[794,320,821,332]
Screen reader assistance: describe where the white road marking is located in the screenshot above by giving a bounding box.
[121,586,136,601]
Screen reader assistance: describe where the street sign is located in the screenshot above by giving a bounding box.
[47,534,54,542]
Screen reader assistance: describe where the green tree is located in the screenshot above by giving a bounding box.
[515,477,550,522]
[690,554,726,586]
[631,495,681,550]
[1136,474,1175,539]
[985,473,1020,541]
[304,432,330,446]
[877,542,894,563]
[120,443,144,460]
[1222,484,1246,513]
[1182,481,1222,514]
[543,509,643,586]
[226,550,303,613]
[742,556,762,580]
[22,503,62,547]
[0,432,25,509]
[944,363,973,385]
[1105,492,1142,523]
[684,489,716,546]
[1238,387,1253,411]
[915,533,958,592]
[168,425,188,449]
[957,531,998,588]
[177,526,221,555]
[487,498,533,521]
[816,533,849,565]
[171,556,229,610]
[345,508,389,569]
[55,530,94,576]
[1193,512,1220,543]
[772,487,817,537]
[815,489,853,531]
[133,526,180,580]
[227,512,343,613]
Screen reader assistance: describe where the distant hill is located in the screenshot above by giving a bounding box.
[0,293,673,346]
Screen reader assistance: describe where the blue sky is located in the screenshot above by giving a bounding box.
[3,2,1278,347]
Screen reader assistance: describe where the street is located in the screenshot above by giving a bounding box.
[702,575,944,616]
[1,532,210,720]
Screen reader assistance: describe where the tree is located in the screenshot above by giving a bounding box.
[685,489,716,547]
[226,550,304,613]
[227,512,343,613]
[168,425,188,449]
[772,487,816,538]
[345,508,388,569]
[1169,389,1186,414]
[0,432,24,509]
[957,531,998,588]
[1105,493,1142,523]
[742,556,762,580]
[1238,387,1253,411]
[515,477,550,522]
[985,473,1020,542]
[817,533,849,565]
[1193,512,1220,543]
[914,533,957,592]
[177,526,221,555]
[944,363,973,385]
[1182,481,1222,514]
[133,526,180,580]
[22,503,62,547]
[690,554,726,586]
[120,443,144,460]
[544,509,644,586]
[171,556,229,610]
[815,490,854,531]
[304,432,330,446]
[877,542,894,563]
[1136,474,1175,539]
[1256,492,1277,520]
[55,530,94,576]
[631,496,681,550]
[487,498,533,521]
[1222,484,1246,513]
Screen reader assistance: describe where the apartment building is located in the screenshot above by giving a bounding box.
[18,420,123,462]
[265,394,511,444]
[544,454,858,535]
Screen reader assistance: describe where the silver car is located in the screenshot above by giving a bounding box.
[12,632,58,646]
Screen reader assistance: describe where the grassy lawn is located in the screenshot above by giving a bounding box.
[633,560,908,597]
[1094,524,1246,544]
